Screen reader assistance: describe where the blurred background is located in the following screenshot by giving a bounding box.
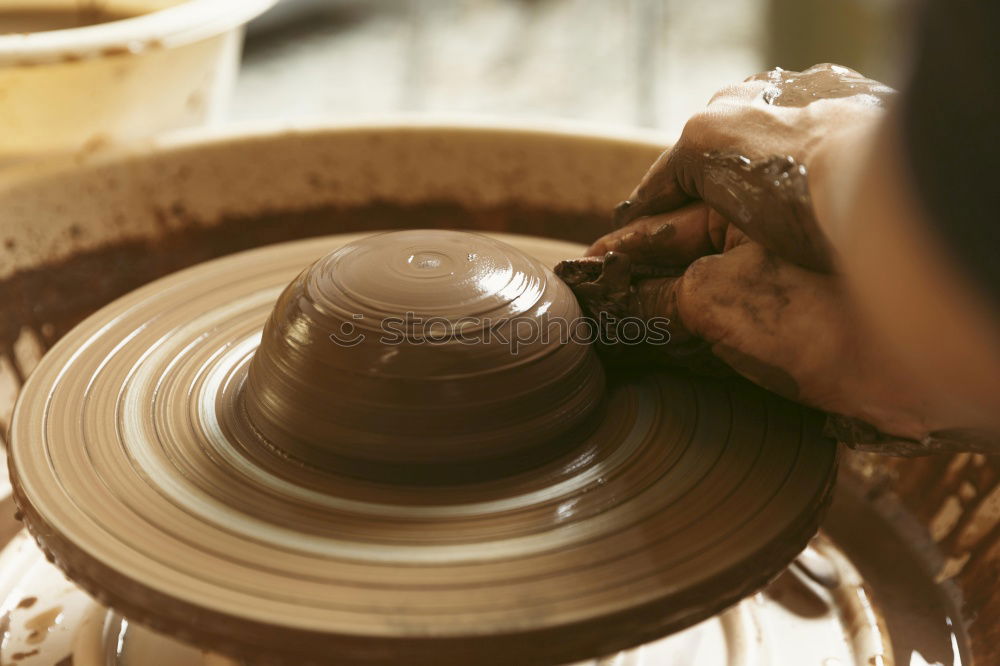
[236,0,910,137]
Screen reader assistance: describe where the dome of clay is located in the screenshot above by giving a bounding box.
[244,229,605,477]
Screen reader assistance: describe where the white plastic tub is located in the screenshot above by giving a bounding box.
[0,0,278,164]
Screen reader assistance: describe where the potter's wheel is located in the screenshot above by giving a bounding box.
[8,230,839,664]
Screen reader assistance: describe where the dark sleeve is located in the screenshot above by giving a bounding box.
[901,0,1000,303]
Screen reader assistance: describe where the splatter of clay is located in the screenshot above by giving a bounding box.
[24,606,63,645]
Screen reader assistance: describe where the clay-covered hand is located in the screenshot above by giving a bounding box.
[557,66,988,454]
[559,202,937,453]
[609,63,894,272]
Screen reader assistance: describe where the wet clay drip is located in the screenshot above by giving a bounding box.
[245,230,605,477]
[8,231,837,665]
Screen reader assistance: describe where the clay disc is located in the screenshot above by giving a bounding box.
[8,232,838,666]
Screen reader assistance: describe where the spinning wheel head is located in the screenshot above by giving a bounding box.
[8,231,837,665]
